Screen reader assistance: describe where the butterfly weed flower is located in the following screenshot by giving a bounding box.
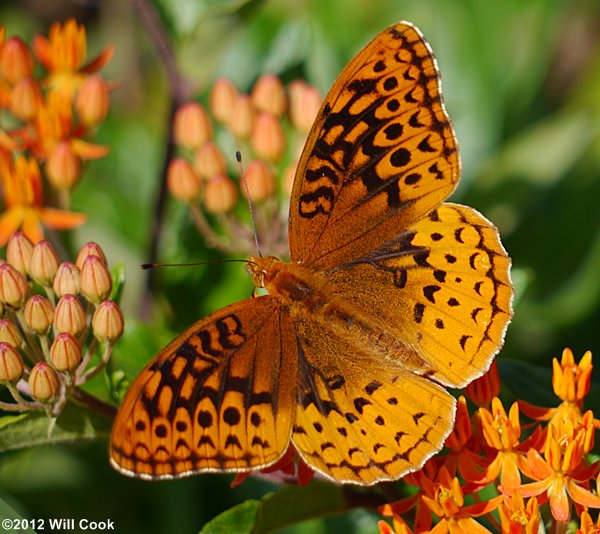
[497,492,540,534]
[32,18,114,98]
[476,398,544,492]
[464,360,501,408]
[514,412,600,522]
[519,348,595,427]
[168,75,322,257]
[0,235,124,419]
[421,466,503,533]
[0,155,86,246]
[173,102,212,150]
[6,231,34,275]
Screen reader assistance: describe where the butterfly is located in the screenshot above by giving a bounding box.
[110,21,512,485]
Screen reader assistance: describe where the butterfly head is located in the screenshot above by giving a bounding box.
[247,255,281,289]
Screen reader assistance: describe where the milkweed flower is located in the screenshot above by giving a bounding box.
[476,398,544,492]
[519,348,595,426]
[0,155,86,245]
[514,411,600,522]
[421,466,502,533]
[33,18,113,98]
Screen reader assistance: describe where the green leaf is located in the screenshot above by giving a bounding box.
[0,402,112,452]
[0,496,35,533]
[200,500,260,534]
[200,482,348,534]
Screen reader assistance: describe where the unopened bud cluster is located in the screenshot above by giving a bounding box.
[0,19,114,247]
[0,233,123,415]
[168,75,322,257]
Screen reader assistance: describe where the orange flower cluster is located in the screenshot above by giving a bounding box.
[0,232,123,417]
[378,350,600,533]
[0,19,113,245]
[167,75,322,257]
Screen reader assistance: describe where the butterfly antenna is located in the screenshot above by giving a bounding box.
[141,259,249,269]
[237,150,262,258]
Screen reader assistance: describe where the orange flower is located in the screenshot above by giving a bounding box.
[515,412,600,522]
[519,349,594,426]
[0,155,86,245]
[34,92,109,164]
[439,396,487,483]
[465,360,501,408]
[578,510,600,534]
[380,459,438,533]
[498,492,539,534]
[421,467,502,533]
[33,18,113,97]
[476,398,544,491]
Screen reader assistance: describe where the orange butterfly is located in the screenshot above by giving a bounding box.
[110,21,512,485]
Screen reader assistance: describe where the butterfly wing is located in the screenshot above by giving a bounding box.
[110,297,297,479]
[324,203,512,388]
[291,317,456,485]
[289,22,458,268]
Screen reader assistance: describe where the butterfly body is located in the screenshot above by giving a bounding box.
[249,255,420,367]
[111,22,513,485]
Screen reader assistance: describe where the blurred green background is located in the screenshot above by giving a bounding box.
[1,0,600,532]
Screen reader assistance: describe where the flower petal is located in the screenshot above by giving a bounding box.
[38,208,86,229]
[0,208,25,246]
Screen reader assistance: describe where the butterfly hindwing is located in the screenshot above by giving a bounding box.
[325,203,512,388]
[289,22,459,268]
[291,318,456,485]
[110,297,297,479]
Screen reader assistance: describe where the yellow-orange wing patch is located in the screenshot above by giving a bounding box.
[110,297,297,479]
[291,318,456,485]
[289,22,459,268]
[326,203,512,388]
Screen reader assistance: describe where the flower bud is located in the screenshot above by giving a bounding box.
[167,158,202,203]
[195,142,227,179]
[50,333,82,372]
[76,75,109,126]
[0,263,30,308]
[203,174,238,214]
[75,242,107,270]
[29,240,60,286]
[0,319,23,347]
[6,231,33,275]
[0,342,24,384]
[54,294,86,336]
[252,112,285,162]
[251,74,287,117]
[10,77,42,120]
[92,300,124,343]
[173,102,212,149]
[228,94,254,138]
[288,80,322,133]
[28,362,60,403]
[209,78,237,124]
[23,295,54,335]
[53,262,81,297]
[46,141,81,189]
[1,37,35,85]
[80,256,112,303]
[243,160,276,202]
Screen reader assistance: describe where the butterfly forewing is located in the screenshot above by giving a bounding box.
[110,297,297,479]
[325,204,512,388]
[289,22,459,268]
[291,318,456,485]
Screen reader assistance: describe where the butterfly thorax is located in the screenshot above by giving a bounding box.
[248,255,420,364]
[248,255,327,306]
